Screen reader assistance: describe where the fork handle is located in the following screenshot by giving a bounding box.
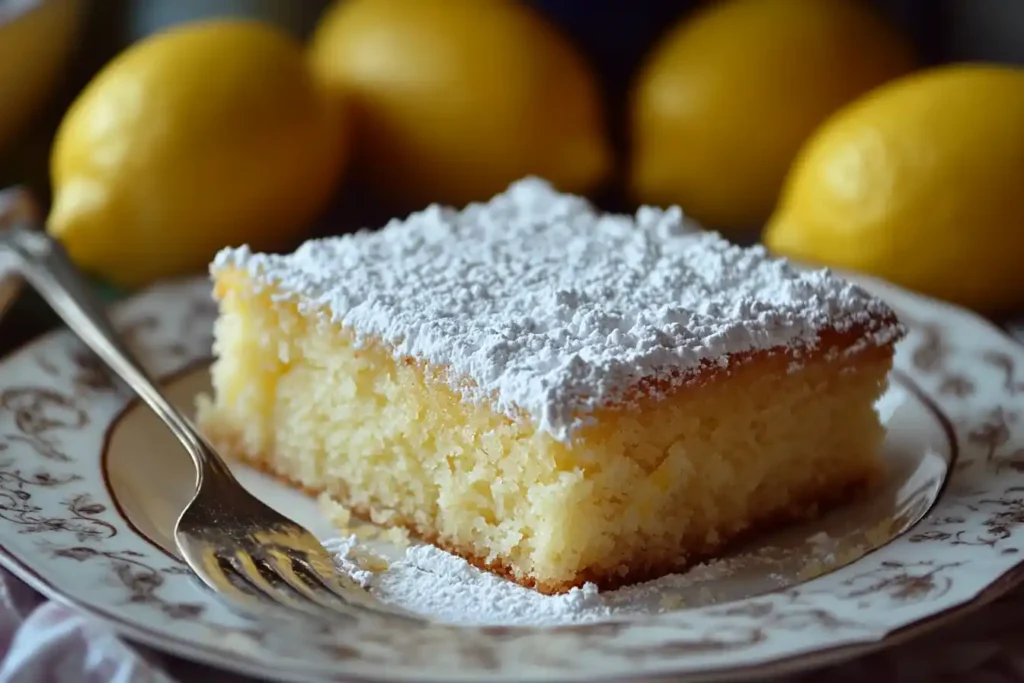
[0,194,231,483]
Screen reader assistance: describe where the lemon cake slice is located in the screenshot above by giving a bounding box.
[196,178,904,594]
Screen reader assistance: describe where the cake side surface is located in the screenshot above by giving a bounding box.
[210,177,903,442]
[197,268,895,593]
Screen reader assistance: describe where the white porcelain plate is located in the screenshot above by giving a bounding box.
[0,275,1022,683]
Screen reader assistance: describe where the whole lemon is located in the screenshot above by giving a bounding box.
[765,65,1024,313]
[629,0,914,232]
[309,0,611,207]
[48,19,348,289]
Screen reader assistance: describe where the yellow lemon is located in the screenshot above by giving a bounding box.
[629,0,914,232]
[765,65,1024,313]
[48,19,348,289]
[308,0,611,207]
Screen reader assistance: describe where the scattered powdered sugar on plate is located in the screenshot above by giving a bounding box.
[377,544,608,625]
[322,533,849,627]
[322,518,902,627]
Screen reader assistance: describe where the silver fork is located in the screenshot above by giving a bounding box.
[0,189,375,622]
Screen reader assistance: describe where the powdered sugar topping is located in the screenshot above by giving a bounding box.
[213,177,901,441]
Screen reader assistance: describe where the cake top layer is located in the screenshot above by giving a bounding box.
[214,178,902,441]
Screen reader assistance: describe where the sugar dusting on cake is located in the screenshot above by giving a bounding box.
[213,177,903,441]
[322,527,884,627]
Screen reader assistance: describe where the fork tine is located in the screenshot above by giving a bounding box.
[188,546,271,615]
[292,551,365,601]
[287,549,413,618]
[259,547,354,613]
[226,550,340,619]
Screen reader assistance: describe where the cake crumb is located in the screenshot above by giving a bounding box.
[806,531,832,545]
[355,553,390,573]
[317,493,413,551]
[353,524,379,541]
[796,533,879,581]
[797,558,830,581]
[317,493,352,529]
[369,508,399,525]
[383,526,411,548]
